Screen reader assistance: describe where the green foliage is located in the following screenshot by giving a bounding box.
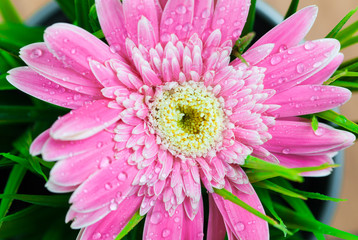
[326,7,358,38]
[75,0,95,32]
[0,0,21,23]
[284,0,300,19]
[115,211,145,240]
[241,0,257,36]
[54,0,76,22]
[315,110,358,135]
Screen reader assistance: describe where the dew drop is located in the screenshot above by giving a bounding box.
[92,232,101,239]
[282,148,290,154]
[139,175,147,184]
[313,61,322,68]
[235,222,245,232]
[304,41,316,50]
[174,217,180,223]
[176,5,187,14]
[161,33,171,42]
[219,6,226,11]
[73,94,81,101]
[97,141,104,148]
[30,49,43,59]
[117,172,127,181]
[216,18,225,25]
[71,49,76,54]
[109,44,121,53]
[164,18,174,25]
[296,63,305,73]
[150,212,163,224]
[270,56,282,65]
[109,202,118,211]
[197,232,205,238]
[104,182,113,190]
[99,157,111,169]
[162,229,171,238]
[279,45,288,52]
[201,9,210,18]
[314,127,325,136]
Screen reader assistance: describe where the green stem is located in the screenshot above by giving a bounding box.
[284,0,300,19]
[0,0,21,23]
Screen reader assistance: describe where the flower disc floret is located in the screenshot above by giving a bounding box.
[149,82,225,157]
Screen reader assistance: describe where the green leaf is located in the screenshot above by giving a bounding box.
[0,205,41,222]
[0,194,69,207]
[275,204,358,239]
[0,153,30,168]
[0,23,44,45]
[54,0,76,22]
[335,20,358,42]
[331,80,358,89]
[311,115,319,131]
[254,180,307,200]
[0,165,26,229]
[89,4,101,33]
[213,188,292,235]
[341,35,358,49]
[284,0,300,19]
[243,155,303,182]
[325,70,358,85]
[315,110,358,134]
[0,74,15,90]
[234,32,256,54]
[75,0,95,32]
[0,105,62,124]
[0,0,21,23]
[115,211,145,240]
[326,7,358,38]
[241,0,257,36]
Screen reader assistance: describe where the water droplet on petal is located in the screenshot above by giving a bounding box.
[161,33,171,42]
[104,182,113,190]
[30,49,43,58]
[314,127,325,136]
[73,94,81,101]
[279,45,287,52]
[99,157,111,169]
[97,141,104,148]
[109,44,121,53]
[235,222,245,232]
[304,41,316,50]
[282,148,290,154]
[164,18,174,25]
[174,217,180,223]
[176,5,187,14]
[270,56,282,65]
[109,202,118,211]
[92,232,101,239]
[296,63,305,73]
[71,49,76,54]
[216,18,225,25]
[117,172,127,181]
[150,212,163,224]
[162,229,171,238]
[201,9,210,18]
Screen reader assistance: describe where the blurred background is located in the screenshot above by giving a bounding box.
[1,0,358,238]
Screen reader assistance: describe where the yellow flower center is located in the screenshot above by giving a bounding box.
[150,82,225,157]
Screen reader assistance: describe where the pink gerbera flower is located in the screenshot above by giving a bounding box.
[7,0,355,239]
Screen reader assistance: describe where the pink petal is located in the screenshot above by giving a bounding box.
[251,6,318,54]
[160,0,195,41]
[266,85,351,118]
[189,0,213,37]
[45,180,77,193]
[143,200,184,239]
[301,53,344,85]
[231,44,274,67]
[44,23,122,80]
[212,183,269,240]
[275,153,334,177]
[49,143,115,187]
[79,195,142,240]
[20,42,103,93]
[258,39,340,93]
[50,99,122,140]
[7,67,97,109]
[67,206,111,229]
[207,194,226,240]
[70,154,139,213]
[89,60,121,88]
[181,197,204,239]
[41,129,113,161]
[138,16,158,49]
[263,120,356,155]
[30,129,50,156]
[211,0,250,44]
[123,0,159,45]
[95,0,128,57]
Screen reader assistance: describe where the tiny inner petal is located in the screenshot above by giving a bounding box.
[149,81,226,157]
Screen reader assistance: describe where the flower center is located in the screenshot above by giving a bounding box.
[149,82,225,157]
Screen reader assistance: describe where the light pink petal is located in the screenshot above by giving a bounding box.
[143,200,183,239]
[41,129,113,161]
[231,44,274,67]
[212,184,269,240]
[50,99,122,140]
[207,194,226,240]
[89,60,122,88]
[95,0,128,58]
[45,180,77,193]
[251,6,318,54]
[263,120,356,155]
[188,0,213,37]
[44,23,122,81]
[275,153,334,177]
[67,206,111,229]
[266,85,351,118]
[160,0,195,41]
[30,129,50,156]
[49,143,115,186]
[211,0,250,44]
[181,197,204,239]
[123,0,159,45]
[79,195,142,240]
[138,16,158,49]
[258,39,340,93]
[70,153,139,212]
[20,43,103,92]
[7,68,96,109]
[301,53,344,85]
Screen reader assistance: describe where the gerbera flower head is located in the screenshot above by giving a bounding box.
[7,0,355,239]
